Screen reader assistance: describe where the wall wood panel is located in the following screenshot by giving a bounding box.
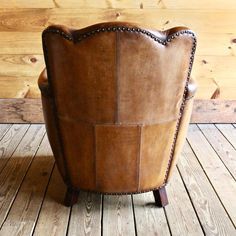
[1,0,236,9]
[0,3,236,100]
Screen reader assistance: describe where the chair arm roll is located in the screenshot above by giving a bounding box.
[186,77,197,100]
[38,68,51,96]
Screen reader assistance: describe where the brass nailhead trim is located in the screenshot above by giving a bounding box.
[43,26,196,46]
[70,183,167,195]
[164,32,197,183]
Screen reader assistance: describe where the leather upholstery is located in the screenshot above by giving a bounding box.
[39,22,197,194]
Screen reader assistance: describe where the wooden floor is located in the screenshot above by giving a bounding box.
[0,124,235,236]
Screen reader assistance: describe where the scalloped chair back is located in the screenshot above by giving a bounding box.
[39,22,197,207]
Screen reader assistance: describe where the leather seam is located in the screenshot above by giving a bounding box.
[137,125,142,192]
[115,30,120,123]
[57,115,180,125]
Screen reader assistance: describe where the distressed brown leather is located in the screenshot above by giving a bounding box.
[38,22,197,194]
[39,69,67,181]
[166,77,197,181]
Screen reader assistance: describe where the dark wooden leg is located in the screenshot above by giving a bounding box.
[153,186,168,207]
[64,187,79,207]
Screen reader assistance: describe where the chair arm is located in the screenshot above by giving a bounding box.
[166,77,196,181]
[186,77,197,100]
[38,68,67,180]
[38,68,51,96]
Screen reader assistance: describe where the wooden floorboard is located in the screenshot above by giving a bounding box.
[132,192,170,236]
[187,125,236,226]
[68,192,102,236]
[178,142,235,235]
[0,135,54,236]
[0,124,12,140]
[33,166,70,236]
[198,124,236,179]
[0,124,235,236]
[103,195,135,236]
[216,124,236,149]
[0,124,29,173]
[0,125,45,228]
[165,169,204,236]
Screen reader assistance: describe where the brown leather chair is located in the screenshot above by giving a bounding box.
[38,22,197,207]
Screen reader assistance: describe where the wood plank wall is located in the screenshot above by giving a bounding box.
[0,1,236,123]
[0,0,236,99]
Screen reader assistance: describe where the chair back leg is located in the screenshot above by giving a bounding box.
[153,187,169,207]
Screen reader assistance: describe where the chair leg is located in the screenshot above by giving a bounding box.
[64,187,79,207]
[153,186,169,207]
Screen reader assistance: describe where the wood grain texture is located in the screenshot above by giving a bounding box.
[68,192,102,236]
[187,125,236,226]
[0,8,235,33]
[198,124,236,179]
[165,169,204,236]
[0,32,41,54]
[191,100,236,123]
[0,54,44,77]
[0,7,236,99]
[1,0,236,9]
[0,124,11,140]
[0,99,43,123]
[1,32,235,57]
[0,135,54,236]
[103,195,135,236]
[194,56,236,78]
[216,124,236,148]
[194,77,219,100]
[33,166,70,236]
[0,76,40,98]
[132,192,170,236]
[192,56,236,99]
[178,142,236,235]
[0,124,29,173]
[0,125,45,227]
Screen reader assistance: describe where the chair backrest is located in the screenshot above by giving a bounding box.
[42,22,196,193]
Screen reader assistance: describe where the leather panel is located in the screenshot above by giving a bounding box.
[118,31,193,124]
[44,32,116,123]
[139,121,177,189]
[95,125,140,192]
[59,120,96,190]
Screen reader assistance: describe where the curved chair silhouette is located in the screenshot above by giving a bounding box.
[38,22,197,207]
